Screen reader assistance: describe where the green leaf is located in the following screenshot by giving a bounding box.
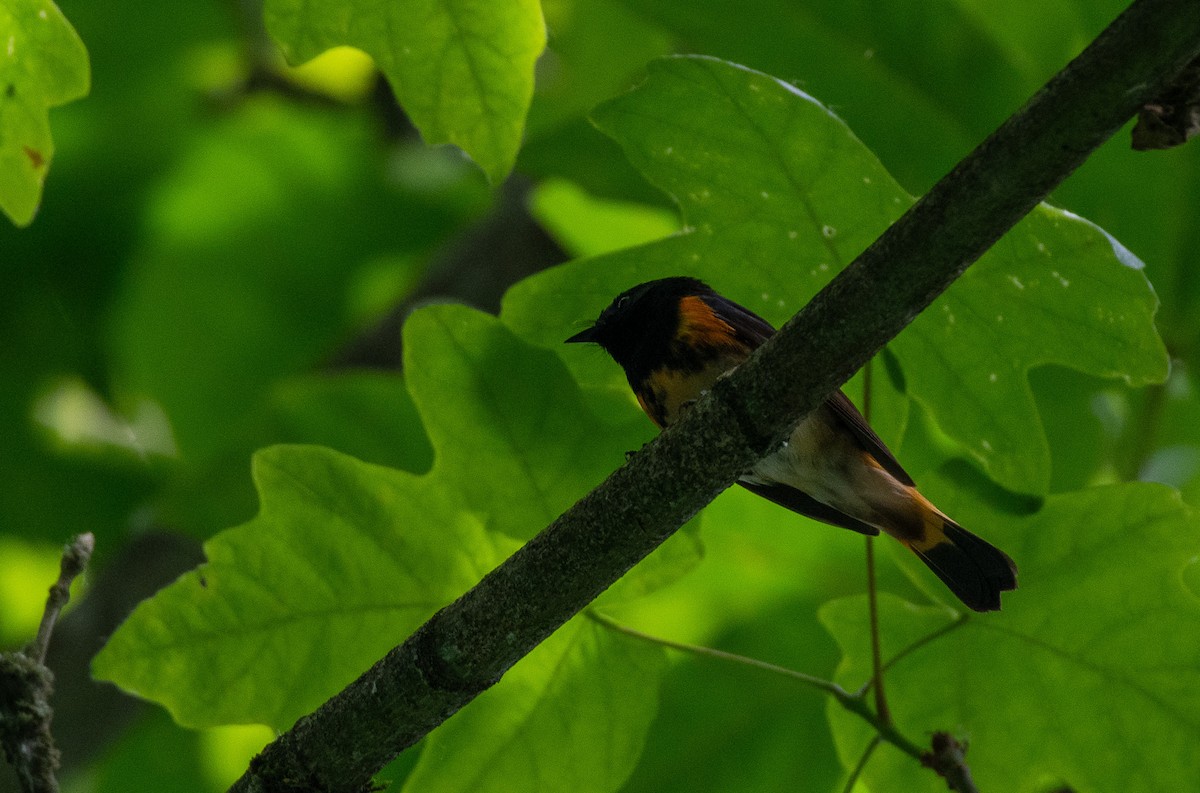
[405,303,641,541]
[97,304,700,736]
[93,445,504,730]
[404,303,703,599]
[820,483,1200,792]
[529,178,679,257]
[619,594,845,793]
[264,0,546,182]
[609,0,1113,194]
[504,55,1165,494]
[893,208,1167,492]
[401,617,666,793]
[0,0,88,226]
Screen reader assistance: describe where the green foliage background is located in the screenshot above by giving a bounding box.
[3,1,1199,792]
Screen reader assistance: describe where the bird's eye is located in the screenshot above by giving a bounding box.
[616,295,630,310]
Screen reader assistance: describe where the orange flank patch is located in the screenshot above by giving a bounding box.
[642,357,740,426]
[677,295,740,349]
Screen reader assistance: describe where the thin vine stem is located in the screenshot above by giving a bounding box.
[841,735,882,793]
[588,610,926,761]
[855,612,969,697]
[861,359,891,724]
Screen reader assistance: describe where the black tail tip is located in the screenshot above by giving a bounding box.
[921,523,1018,612]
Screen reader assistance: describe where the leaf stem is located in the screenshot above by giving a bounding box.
[588,610,926,761]
[861,359,891,725]
[841,735,882,793]
[864,536,890,723]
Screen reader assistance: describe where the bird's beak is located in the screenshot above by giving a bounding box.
[565,326,598,344]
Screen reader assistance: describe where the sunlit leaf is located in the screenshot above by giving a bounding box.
[97,304,699,738]
[529,178,678,257]
[264,0,545,182]
[0,0,88,225]
[402,617,666,793]
[93,445,503,729]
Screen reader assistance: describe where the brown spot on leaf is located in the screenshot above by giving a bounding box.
[24,146,45,169]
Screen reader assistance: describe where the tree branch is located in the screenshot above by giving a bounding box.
[1,533,95,793]
[231,2,1200,791]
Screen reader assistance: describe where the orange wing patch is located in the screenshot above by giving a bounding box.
[678,295,741,350]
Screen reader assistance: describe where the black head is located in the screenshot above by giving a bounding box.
[565,277,714,372]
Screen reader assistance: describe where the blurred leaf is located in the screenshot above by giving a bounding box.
[519,116,669,206]
[821,482,1200,792]
[529,178,678,257]
[0,535,73,647]
[93,709,210,793]
[94,444,504,729]
[280,46,377,104]
[268,373,434,476]
[530,0,671,136]
[517,0,673,202]
[504,56,1165,495]
[264,0,546,182]
[401,617,666,793]
[197,724,275,790]
[108,98,469,465]
[0,0,89,225]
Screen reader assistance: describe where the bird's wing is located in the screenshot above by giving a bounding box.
[737,479,880,535]
[702,293,775,347]
[703,290,913,487]
[824,390,915,486]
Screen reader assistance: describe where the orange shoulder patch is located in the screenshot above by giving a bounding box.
[678,295,738,349]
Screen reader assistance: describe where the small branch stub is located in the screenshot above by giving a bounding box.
[0,532,95,793]
[1132,54,1200,149]
[921,732,980,793]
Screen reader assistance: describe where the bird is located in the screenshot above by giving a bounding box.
[565,276,1017,611]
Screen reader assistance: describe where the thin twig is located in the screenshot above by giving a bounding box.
[860,360,891,724]
[588,611,851,700]
[588,611,926,761]
[864,537,890,722]
[858,613,970,698]
[882,614,969,677]
[1,532,96,793]
[841,735,882,793]
[29,533,94,664]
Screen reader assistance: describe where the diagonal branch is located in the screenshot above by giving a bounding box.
[230,2,1200,791]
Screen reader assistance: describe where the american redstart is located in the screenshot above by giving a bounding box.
[566,276,1017,612]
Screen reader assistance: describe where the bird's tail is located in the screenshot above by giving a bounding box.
[904,497,1018,612]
